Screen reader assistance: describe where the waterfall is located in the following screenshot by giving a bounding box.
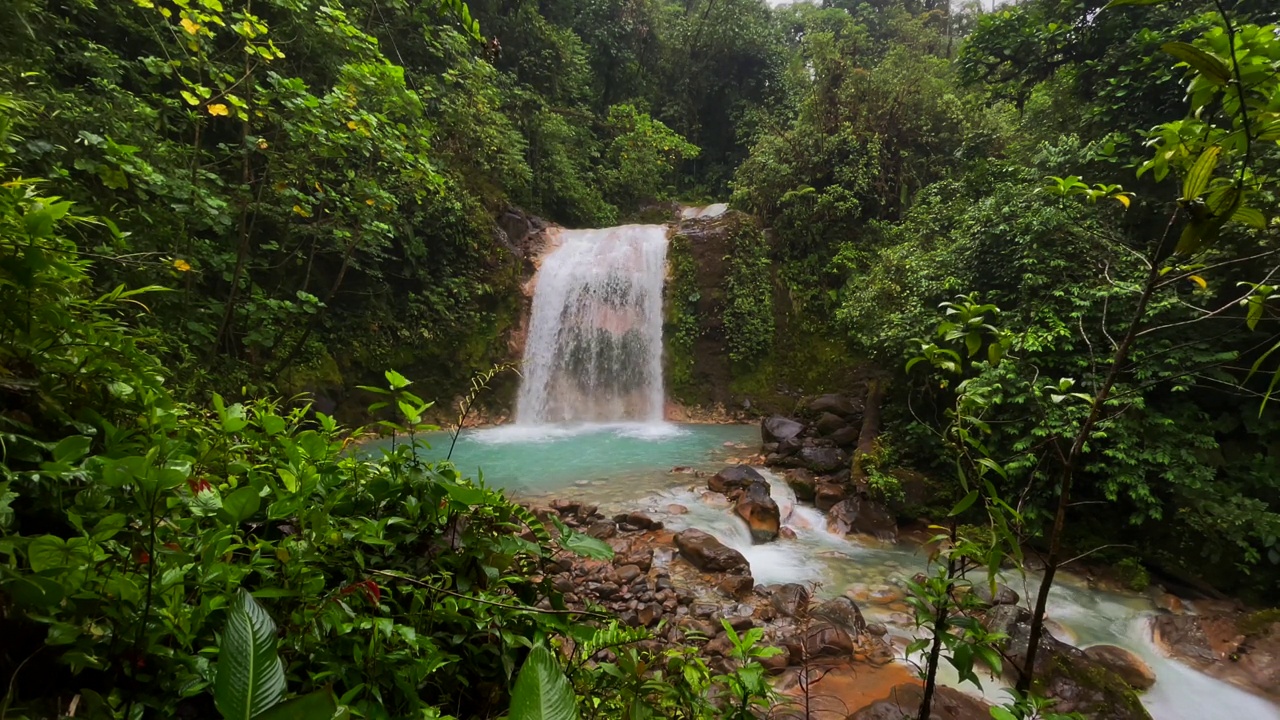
[516,225,669,424]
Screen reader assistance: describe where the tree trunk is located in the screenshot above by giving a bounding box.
[851,379,885,484]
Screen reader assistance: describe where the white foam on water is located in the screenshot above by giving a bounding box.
[471,422,686,445]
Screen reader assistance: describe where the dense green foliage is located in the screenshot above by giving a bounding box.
[728,0,1280,599]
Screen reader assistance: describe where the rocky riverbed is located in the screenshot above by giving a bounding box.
[513,396,1280,719]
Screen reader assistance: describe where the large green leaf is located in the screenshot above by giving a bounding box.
[1103,0,1171,6]
[1181,145,1221,202]
[214,589,286,720]
[254,687,345,720]
[1161,42,1232,85]
[509,645,578,720]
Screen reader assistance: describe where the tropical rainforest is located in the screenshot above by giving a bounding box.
[1,0,1279,718]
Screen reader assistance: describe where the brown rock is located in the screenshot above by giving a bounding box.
[849,683,990,720]
[779,526,798,540]
[816,412,849,436]
[615,564,643,584]
[675,528,750,574]
[769,583,811,619]
[815,482,848,511]
[733,479,780,543]
[708,465,767,495]
[789,623,855,661]
[718,575,754,600]
[586,520,617,539]
[637,603,663,627]
[827,496,898,541]
[829,425,860,447]
[784,468,817,501]
[1084,645,1157,690]
[808,394,861,419]
[813,596,867,636]
[614,511,662,530]
[666,503,689,515]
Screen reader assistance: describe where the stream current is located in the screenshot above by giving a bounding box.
[425,422,1280,720]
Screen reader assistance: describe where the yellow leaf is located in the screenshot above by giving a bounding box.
[1189,275,1207,289]
[366,198,375,206]
[257,138,269,150]
[172,259,192,272]
[347,120,358,130]
[292,204,309,217]
[1114,194,1131,209]
[315,182,323,193]
[206,103,229,116]
[180,17,200,35]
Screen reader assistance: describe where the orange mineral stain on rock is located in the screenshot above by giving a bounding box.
[775,662,919,720]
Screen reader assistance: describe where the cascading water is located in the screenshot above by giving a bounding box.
[517,225,669,424]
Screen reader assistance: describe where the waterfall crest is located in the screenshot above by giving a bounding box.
[516,225,668,424]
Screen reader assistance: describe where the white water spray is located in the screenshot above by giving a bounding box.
[516,225,669,424]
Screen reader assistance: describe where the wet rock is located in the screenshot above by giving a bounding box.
[815,482,848,511]
[1153,612,1280,701]
[675,529,750,574]
[637,603,663,627]
[1154,592,1184,614]
[763,415,805,444]
[734,479,780,543]
[550,499,581,515]
[983,605,1152,719]
[1084,645,1156,690]
[827,496,898,542]
[769,583,811,619]
[808,394,861,419]
[665,503,689,515]
[866,622,888,637]
[718,575,754,600]
[586,520,617,539]
[815,412,849,436]
[850,683,991,720]
[759,647,789,674]
[615,564,643,584]
[613,511,663,530]
[813,596,867,636]
[777,436,804,457]
[709,465,767,495]
[973,582,1020,607]
[788,623,855,661]
[616,547,654,572]
[784,468,817,501]
[779,526,798,540]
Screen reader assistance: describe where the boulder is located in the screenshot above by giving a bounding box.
[762,415,805,444]
[827,496,898,541]
[1084,645,1156,690]
[815,412,849,436]
[709,465,767,495]
[849,684,991,720]
[784,469,817,502]
[788,446,849,473]
[613,511,662,530]
[982,605,1152,719]
[828,426,860,447]
[769,583,811,619]
[812,596,866,636]
[1153,612,1280,700]
[733,479,780,543]
[815,482,848,511]
[675,528,750,574]
[808,394,861,419]
[777,436,804,457]
[973,583,1020,607]
[787,623,855,662]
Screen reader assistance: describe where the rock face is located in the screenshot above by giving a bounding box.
[708,465,767,495]
[1084,645,1156,691]
[849,684,991,720]
[733,479,780,543]
[674,528,750,574]
[762,415,805,443]
[827,496,898,541]
[1153,611,1280,701]
[983,605,1152,719]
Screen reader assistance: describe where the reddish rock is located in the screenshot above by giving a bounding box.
[1084,645,1156,690]
[675,528,750,574]
[734,479,780,543]
[815,482,848,511]
[709,465,767,495]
